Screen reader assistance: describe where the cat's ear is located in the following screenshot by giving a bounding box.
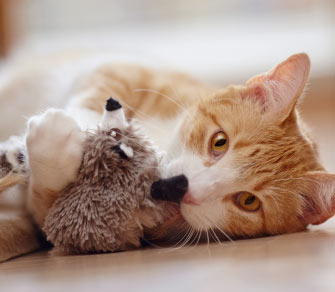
[300,172,335,225]
[245,53,310,122]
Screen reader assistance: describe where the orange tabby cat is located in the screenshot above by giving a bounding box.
[0,53,334,261]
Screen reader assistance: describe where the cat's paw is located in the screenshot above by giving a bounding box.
[26,109,85,193]
[0,136,26,178]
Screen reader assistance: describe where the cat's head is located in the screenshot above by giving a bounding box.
[164,53,335,238]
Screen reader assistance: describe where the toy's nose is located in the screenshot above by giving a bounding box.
[150,175,188,204]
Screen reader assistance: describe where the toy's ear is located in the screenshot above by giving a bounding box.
[244,53,310,123]
[300,172,335,225]
[100,98,128,130]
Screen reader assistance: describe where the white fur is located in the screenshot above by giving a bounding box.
[164,147,246,231]
[26,109,85,193]
[100,108,128,131]
[120,143,134,158]
[0,136,23,166]
[66,106,101,131]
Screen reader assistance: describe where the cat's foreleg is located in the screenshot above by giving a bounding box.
[26,109,85,227]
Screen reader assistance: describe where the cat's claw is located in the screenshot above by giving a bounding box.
[26,109,85,193]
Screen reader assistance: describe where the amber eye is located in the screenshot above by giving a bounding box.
[210,131,228,156]
[237,192,261,211]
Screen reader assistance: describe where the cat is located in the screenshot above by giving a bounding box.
[0,52,334,261]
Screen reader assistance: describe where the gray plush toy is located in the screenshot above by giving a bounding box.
[0,98,188,254]
[43,98,171,254]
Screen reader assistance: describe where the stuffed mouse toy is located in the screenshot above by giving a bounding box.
[44,98,176,254]
[0,98,188,254]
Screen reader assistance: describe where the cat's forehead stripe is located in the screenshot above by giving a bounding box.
[248,148,261,158]
[233,140,253,150]
[198,104,219,125]
[254,180,270,192]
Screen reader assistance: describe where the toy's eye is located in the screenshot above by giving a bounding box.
[236,192,261,212]
[210,131,228,156]
[112,145,128,159]
[112,143,134,159]
[108,128,122,140]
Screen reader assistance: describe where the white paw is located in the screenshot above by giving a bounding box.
[26,109,85,192]
[0,136,26,176]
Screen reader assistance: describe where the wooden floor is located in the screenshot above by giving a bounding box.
[0,77,334,292]
[0,223,334,292]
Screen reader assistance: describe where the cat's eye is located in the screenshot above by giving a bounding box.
[236,192,261,212]
[210,131,228,156]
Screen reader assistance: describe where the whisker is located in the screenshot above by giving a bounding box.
[134,88,190,117]
[214,224,235,244]
[122,101,153,121]
[172,227,193,250]
[209,227,222,245]
[188,229,200,247]
[205,215,235,243]
[187,230,202,250]
[169,223,188,242]
[195,230,202,247]
[168,226,192,250]
[182,227,195,248]
[205,230,212,256]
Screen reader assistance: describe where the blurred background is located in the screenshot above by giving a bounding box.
[0,0,334,170]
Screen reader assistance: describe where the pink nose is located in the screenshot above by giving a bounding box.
[182,191,200,205]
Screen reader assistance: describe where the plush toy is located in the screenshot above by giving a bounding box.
[44,98,172,253]
[0,98,187,254]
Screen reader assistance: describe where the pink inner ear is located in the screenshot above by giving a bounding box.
[244,53,311,120]
[243,84,268,108]
[302,172,335,225]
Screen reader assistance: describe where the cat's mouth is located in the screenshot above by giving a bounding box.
[151,175,209,231]
[181,191,200,205]
[165,202,183,219]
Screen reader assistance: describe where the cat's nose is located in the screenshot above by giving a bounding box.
[150,174,188,204]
